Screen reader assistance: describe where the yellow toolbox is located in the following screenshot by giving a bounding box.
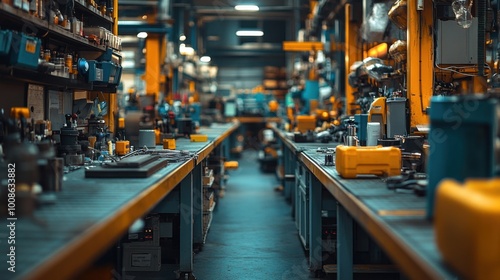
[335,145,401,178]
[296,115,317,133]
[190,134,208,142]
[435,178,500,280]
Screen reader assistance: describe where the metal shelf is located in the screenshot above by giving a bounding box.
[0,65,121,92]
[74,0,114,25]
[0,3,106,52]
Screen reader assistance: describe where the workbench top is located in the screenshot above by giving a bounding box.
[0,122,238,280]
[274,129,458,280]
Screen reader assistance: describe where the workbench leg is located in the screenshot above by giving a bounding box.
[294,164,300,226]
[290,151,296,212]
[179,173,195,278]
[337,203,353,280]
[284,148,291,200]
[222,138,230,160]
[309,176,322,275]
[192,163,203,246]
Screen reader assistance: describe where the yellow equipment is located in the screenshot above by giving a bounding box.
[368,97,387,137]
[10,107,30,119]
[155,129,161,144]
[435,178,500,280]
[268,100,279,113]
[335,145,401,178]
[224,161,239,170]
[296,115,317,133]
[118,117,125,129]
[162,138,176,149]
[190,134,208,142]
[115,140,130,156]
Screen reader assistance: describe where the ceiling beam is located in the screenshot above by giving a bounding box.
[119,1,158,5]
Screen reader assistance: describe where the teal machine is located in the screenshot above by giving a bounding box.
[83,49,122,86]
[427,95,498,219]
[302,80,319,114]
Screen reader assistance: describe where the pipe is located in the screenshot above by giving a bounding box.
[478,0,486,76]
[157,0,170,21]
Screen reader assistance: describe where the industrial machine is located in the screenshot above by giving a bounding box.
[427,95,498,219]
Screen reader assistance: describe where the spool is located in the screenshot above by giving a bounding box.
[138,130,156,148]
[367,122,381,146]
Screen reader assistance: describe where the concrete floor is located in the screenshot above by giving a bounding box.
[193,150,316,280]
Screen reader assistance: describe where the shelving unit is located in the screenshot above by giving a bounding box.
[74,0,114,24]
[0,3,106,52]
[0,2,121,95]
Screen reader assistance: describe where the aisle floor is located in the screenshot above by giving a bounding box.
[193,150,316,280]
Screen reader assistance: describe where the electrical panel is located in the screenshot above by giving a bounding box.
[122,215,174,272]
[436,18,478,64]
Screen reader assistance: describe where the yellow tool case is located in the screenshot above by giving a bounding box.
[335,145,401,178]
[435,178,500,280]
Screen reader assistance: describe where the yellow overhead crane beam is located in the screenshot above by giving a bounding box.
[282,41,324,52]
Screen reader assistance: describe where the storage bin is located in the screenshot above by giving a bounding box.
[9,31,41,69]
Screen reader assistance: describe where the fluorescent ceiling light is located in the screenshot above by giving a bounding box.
[122,60,136,69]
[235,5,259,11]
[179,34,186,41]
[236,30,264,36]
[137,32,148,39]
[200,56,211,63]
[118,20,145,25]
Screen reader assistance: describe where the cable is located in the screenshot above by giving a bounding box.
[435,63,491,77]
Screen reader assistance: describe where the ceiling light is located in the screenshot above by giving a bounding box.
[200,56,211,63]
[236,30,264,37]
[180,34,186,41]
[118,20,144,25]
[137,32,148,39]
[235,5,259,11]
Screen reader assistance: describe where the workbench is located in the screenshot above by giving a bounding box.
[0,122,239,280]
[273,128,459,280]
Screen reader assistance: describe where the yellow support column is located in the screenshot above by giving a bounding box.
[407,0,433,128]
[344,4,362,116]
[144,35,162,103]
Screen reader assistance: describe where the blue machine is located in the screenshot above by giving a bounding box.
[427,95,498,219]
[187,102,201,124]
[84,49,122,86]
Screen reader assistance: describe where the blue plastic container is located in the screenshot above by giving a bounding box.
[9,31,41,69]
